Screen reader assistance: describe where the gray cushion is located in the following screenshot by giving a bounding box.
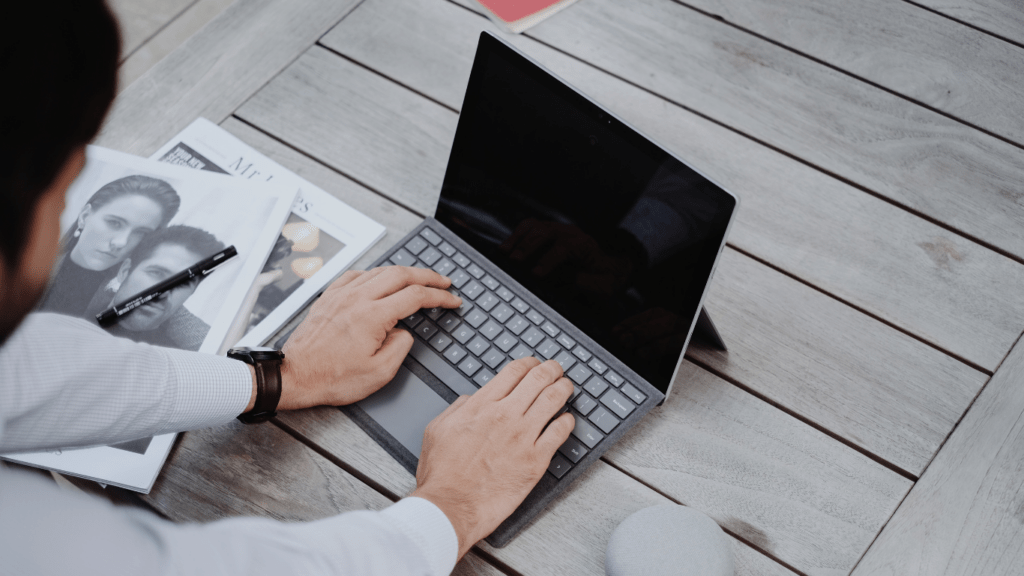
[606,504,733,576]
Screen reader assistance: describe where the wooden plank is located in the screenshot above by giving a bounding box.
[914,0,1024,48]
[241,23,990,473]
[664,0,1024,147]
[853,338,1024,575]
[109,0,195,60]
[454,0,1024,267]
[144,420,504,575]
[96,0,363,157]
[118,0,237,92]
[276,408,795,576]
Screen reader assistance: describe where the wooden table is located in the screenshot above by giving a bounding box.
[97,0,1024,573]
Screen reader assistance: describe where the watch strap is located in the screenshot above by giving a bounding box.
[233,349,284,424]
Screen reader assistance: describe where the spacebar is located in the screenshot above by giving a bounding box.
[408,339,478,397]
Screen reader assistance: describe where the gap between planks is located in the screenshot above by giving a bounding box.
[900,0,1024,52]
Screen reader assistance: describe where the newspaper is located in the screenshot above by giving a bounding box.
[2,146,296,492]
[151,118,386,349]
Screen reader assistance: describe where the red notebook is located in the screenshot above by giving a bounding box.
[475,0,581,33]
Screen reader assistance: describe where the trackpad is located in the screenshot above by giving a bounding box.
[357,365,451,458]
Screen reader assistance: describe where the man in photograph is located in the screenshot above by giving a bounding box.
[88,225,223,351]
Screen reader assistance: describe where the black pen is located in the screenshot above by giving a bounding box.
[96,245,238,326]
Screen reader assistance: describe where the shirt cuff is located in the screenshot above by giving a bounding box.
[162,348,252,430]
[381,497,458,576]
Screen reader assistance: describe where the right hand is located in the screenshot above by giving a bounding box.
[410,357,575,559]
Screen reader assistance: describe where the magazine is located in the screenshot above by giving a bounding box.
[151,118,386,349]
[2,145,296,492]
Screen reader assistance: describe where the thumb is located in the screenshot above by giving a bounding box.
[374,327,414,369]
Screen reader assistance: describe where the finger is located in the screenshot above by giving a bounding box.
[323,269,366,293]
[372,327,414,369]
[377,284,462,323]
[354,266,452,300]
[536,412,575,455]
[524,377,574,434]
[504,359,564,414]
[473,356,541,403]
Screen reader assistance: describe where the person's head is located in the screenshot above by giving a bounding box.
[67,175,181,271]
[111,226,225,333]
[0,0,120,343]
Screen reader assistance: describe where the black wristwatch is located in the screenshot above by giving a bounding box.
[229,347,285,424]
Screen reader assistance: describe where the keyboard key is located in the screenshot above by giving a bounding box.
[473,368,495,387]
[526,309,544,324]
[467,263,485,278]
[622,383,647,405]
[536,338,561,359]
[588,406,620,434]
[405,236,428,255]
[419,246,442,266]
[454,298,474,317]
[466,336,490,356]
[481,348,505,369]
[507,297,529,314]
[556,334,576,350]
[571,384,582,401]
[572,415,604,448]
[452,324,475,344]
[573,393,597,415]
[458,356,482,376]
[496,286,514,301]
[425,306,445,320]
[588,358,608,374]
[553,350,576,372]
[407,340,476,396]
[509,343,533,360]
[449,268,470,289]
[420,228,443,245]
[443,344,468,364]
[401,312,423,329]
[481,275,500,290]
[464,308,488,328]
[390,248,416,266]
[453,252,471,267]
[584,375,609,398]
[521,327,546,347]
[438,312,461,332]
[541,321,560,338]
[477,292,499,312]
[438,242,456,256]
[428,332,452,352]
[558,435,589,463]
[572,346,592,362]
[433,258,456,277]
[491,303,514,323]
[567,364,593,385]
[415,321,438,340]
[604,371,625,387]
[494,333,518,352]
[601,388,636,418]
[462,280,484,300]
[505,315,528,335]
[547,453,572,479]
[479,320,503,340]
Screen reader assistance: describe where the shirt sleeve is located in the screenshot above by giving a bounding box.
[0,312,252,454]
[0,464,458,576]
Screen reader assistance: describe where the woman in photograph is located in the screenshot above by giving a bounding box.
[40,174,181,317]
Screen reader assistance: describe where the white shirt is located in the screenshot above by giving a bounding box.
[0,313,458,576]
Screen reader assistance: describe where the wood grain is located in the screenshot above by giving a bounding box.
[277,408,795,575]
[675,0,1024,147]
[474,0,1024,265]
[913,0,1024,47]
[244,11,990,473]
[96,0,363,157]
[109,0,196,60]
[853,337,1024,576]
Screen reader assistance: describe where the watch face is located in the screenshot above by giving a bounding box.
[229,346,284,360]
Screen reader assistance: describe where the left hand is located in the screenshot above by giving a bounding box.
[269,266,461,410]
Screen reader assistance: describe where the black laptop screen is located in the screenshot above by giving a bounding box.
[437,33,736,394]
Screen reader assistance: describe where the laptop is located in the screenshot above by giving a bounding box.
[342,31,739,547]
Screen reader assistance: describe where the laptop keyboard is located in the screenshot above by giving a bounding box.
[391,227,650,480]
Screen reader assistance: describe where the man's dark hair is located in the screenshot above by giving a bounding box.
[1,1,120,270]
[128,225,226,285]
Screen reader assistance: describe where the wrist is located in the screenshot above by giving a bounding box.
[410,486,477,559]
[244,364,257,413]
